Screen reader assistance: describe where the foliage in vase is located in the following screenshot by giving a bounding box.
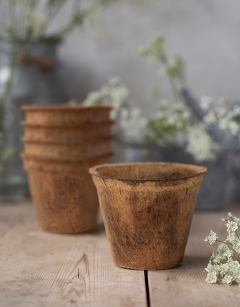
[84,34,240,162]
[0,0,151,168]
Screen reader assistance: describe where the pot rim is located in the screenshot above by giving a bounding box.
[89,162,207,183]
[21,120,114,128]
[21,152,113,163]
[21,136,112,145]
[21,104,112,111]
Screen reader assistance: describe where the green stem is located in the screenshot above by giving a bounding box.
[40,0,67,38]
[161,56,182,102]
[168,75,181,102]
[54,0,118,39]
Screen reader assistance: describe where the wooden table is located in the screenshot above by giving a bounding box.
[1,200,240,307]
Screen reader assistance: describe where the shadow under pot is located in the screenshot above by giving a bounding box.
[89,162,207,270]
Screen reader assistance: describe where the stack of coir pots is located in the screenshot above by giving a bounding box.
[20,105,113,234]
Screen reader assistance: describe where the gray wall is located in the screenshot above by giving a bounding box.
[58,0,240,115]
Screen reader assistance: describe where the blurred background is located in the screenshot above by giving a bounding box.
[58,0,240,111]
[1,0,240,208]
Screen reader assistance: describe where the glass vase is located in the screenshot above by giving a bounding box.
[0,41,68,202]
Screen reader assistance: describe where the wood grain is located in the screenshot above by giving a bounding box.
[0,201,146,307]
[2,200,240,307]
[148,203,240,307]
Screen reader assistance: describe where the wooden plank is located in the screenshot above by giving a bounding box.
[0,202,147,307]
[148,204,240,307]
[0,200,32,239]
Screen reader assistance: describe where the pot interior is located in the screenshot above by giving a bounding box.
[92,162,207,181]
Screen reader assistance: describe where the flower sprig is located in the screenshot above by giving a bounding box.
[137,35,185,102]
[83,34,240,162]
[201,97,240,137]
[204,213,240,285]
[83,77,147,142]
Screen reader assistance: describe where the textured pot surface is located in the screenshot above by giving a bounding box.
[21,152,113,166]
[90,162,206,270]
[22,154,112,233]
[21,121,113,141]
[22,137,112,159]
[21,105,112,125]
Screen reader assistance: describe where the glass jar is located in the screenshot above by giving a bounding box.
[0,41,68,202]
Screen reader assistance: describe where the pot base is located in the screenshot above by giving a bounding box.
[114,261,182,271]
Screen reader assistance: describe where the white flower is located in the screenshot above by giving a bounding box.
[222,274,233,285]
[159,99,168,110]
[82,6,101,28]
[218,263,230,275]
[228,121,239,136]
[205,213,240,286]
[25,10,48,34]
[229,213,240,224]
[217,243,233,259]
[218,118,228,130]
[233,105,240,116]
[202,96,240,138]
[205,270,218,284]
[173,101,185,113]
[216,106,227,118]
[185,125,217,162]
[211,253,224,265]
[228,259,240,279]
[83,92,103,105]
[83,77,129,122]
[200,96,213,110]
[233,242,240,254]
[119,107,147,141]
[219,97,230,106]
[204,230,218,244]
[226,233,239,245]
[226,221,238,233]
[203,112,217,124]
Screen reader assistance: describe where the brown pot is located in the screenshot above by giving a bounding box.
[21,121,113,141]
[21,105,112,125]
[21,152,113,165]
[22,137,112,159]
[22,153,112,233]
[89,162,207,270]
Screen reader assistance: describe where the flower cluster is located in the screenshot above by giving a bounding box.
[83,35,240,162]
[146,99,190,145]
[0,0,121,130]
[0,0,151,43]
[201,97,240,137]
[185,125,219,162]
[83,77,147,142]
[83,77,129,120]
[137,35,184,101]
[204,213,240,285]
[137,35,240,161]
[136,35,226,161]
[0,0,116,43]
